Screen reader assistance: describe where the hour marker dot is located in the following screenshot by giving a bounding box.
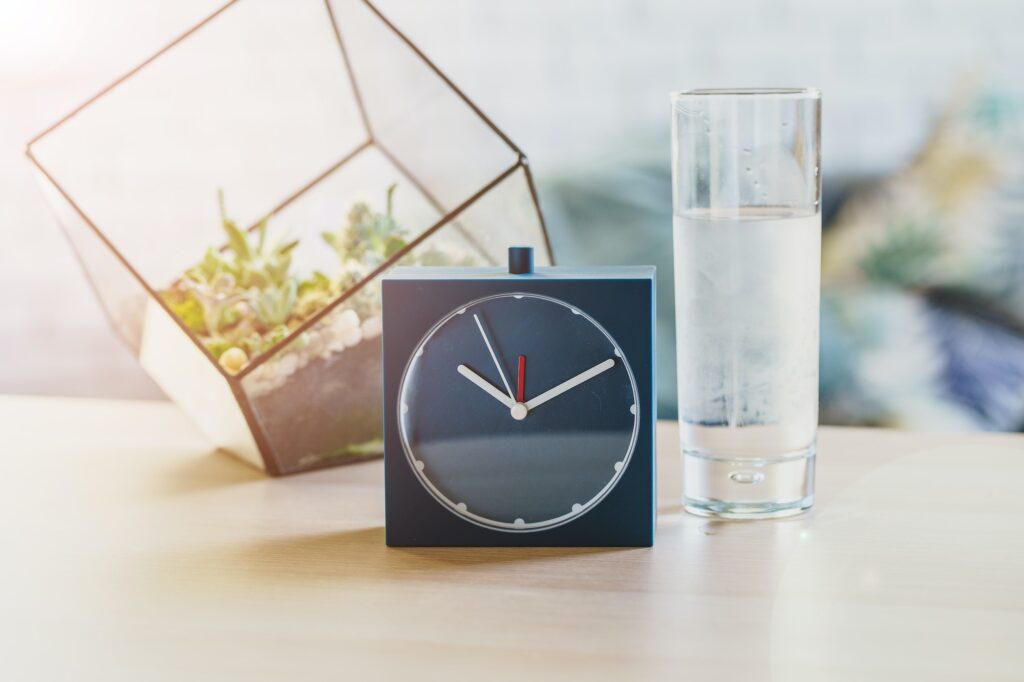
[629,404,636,415]
[456,308,467,315]
[614,461,623,472]
[401,403,409,415]
[415,348,423,358]
[514,518,526,528]
[513,295,524,299]
[572,503,583,513]
[415,460,425,471]
[614,348,621,357]
[457,502,467,512]
[571,308,581,315]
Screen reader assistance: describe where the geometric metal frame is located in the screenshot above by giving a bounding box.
[25,0,553,474]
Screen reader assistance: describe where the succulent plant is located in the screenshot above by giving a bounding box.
[163,191,302,361]
[185,273,248,335]
[323,183,407,283]
[163,183,480,378]
[216,189,299,289]
[294,270,336,319]
[252,279,298,328]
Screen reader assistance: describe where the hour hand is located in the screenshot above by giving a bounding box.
[457,365,515,409]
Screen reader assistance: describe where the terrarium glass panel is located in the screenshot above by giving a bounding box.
[27,0,551,475]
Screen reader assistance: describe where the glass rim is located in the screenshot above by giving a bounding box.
[671,87,821,100]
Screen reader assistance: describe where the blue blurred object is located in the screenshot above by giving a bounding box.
[926,294,1024,429]
[539,84,1024,433]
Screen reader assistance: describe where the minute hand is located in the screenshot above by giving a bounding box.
[524,358,616,411]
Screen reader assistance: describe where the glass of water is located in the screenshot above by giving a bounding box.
[671,88,821,518]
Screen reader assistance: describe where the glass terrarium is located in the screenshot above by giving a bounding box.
[26,0,552,475]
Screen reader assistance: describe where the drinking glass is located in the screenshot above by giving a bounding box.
[670,88,821,518]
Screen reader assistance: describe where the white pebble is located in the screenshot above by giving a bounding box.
[361,315,382,339]
[305,331,324,357]
[341,326,363,348]
[332,308,360,335]
[277,353,298,378]
[218,347,248,374]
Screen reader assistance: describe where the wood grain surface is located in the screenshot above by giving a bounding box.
[2,395,1022,681]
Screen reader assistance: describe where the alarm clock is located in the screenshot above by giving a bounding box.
[382,247,655,547]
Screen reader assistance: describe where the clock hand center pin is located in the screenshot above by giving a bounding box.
[457,363,529,419]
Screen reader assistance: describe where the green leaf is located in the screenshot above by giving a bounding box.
[255,218,268,252]
[205,336,233,359]
[298,270,333,296]
[222,218,251,262]
[252,279,298,328]
[383,235,406,258]
[217,188,228,224]
[199,247,225,280]
[385,182,397,217]
[163,289,208,334]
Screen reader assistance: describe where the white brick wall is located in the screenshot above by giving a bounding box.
[4,0,1023,398]
[377,0,1024,178]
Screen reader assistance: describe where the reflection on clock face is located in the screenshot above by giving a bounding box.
[397,292,639,532]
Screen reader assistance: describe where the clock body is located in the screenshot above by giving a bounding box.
[382,261,655,547]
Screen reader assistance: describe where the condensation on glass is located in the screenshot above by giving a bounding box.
[671,87,821,518]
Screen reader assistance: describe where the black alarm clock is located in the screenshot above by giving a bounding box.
[382,247,655,547]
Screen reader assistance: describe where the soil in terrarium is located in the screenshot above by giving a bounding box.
[160,184,475,471]
[251,332,384,471]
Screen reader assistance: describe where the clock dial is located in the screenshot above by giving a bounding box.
[397,293,640,532]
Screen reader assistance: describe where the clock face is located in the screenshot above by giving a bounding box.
[397,292,640,532]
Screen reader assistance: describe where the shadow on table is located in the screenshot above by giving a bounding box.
[171,526,637,589]
[153,448,267,496]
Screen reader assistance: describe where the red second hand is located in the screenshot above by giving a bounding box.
[517,355,526,403]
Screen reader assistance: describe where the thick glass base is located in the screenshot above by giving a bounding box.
[682,446,815,519]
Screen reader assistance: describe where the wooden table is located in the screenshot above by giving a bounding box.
[2,396,1022,681]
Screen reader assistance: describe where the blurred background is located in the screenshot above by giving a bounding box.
[3,0,1024,431]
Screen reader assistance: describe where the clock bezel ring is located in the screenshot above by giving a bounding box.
[396,291,641,533]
